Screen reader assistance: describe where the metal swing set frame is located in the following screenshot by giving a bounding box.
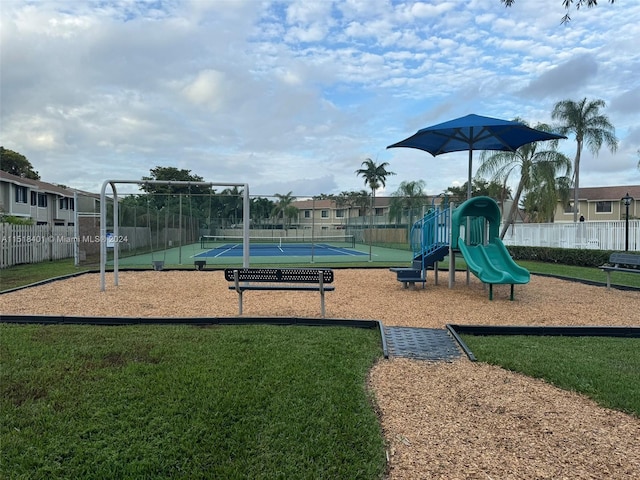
[99,179,250,291]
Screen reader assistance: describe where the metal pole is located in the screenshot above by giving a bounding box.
[178,194,182,265]
[242,184,249,268]
[625,202,630,252]
[73,192,79,267]
[369,194,373,262]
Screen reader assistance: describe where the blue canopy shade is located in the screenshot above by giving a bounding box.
[387,114,567,199]
[387,114,566,155]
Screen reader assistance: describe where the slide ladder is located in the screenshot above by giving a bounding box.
[390,205,450,287]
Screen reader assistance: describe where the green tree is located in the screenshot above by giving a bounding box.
[552,98,618,222]
[477,121,571,238]
[337,190,370,218]
[272,191,297,230]
[522,172,572,223]
[250,197,275,227]
[501,0,615,23]
[140,166,209,211]
[355,158,395,219]
[0,147,40,179]
[388,180,429,225]
[137,166,218,241]
[445,179,510,205]
[220,186,244,227]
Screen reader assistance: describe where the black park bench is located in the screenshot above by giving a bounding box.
[224,268,335,317]
[600,252,640,289]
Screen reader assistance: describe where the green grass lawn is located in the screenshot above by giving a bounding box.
[0,324,386,480]
[460,334,640,417]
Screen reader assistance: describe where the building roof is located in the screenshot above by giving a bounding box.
[577,185,640,201]
[0,170,75,197]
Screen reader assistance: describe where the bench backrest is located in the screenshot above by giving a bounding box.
[224,268,334,283]
[609,252,640,267]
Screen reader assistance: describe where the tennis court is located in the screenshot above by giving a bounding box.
[195,235,368,258]
[113,234,412,267]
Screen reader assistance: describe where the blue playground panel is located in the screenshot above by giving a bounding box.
[194,243,368,258]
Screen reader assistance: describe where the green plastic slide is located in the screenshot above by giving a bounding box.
[451,196,530,286]
[458,238,530,285]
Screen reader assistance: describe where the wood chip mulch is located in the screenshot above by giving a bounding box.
[1,268,639,479]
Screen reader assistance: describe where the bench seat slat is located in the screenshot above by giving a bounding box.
[228,285,335,292]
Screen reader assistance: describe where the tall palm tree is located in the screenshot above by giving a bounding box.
[388,180,428,225]
[552,98,618,222]
[477,122,571,239]
[355,158,395,255]
[272,191,297,231]
[355,158,395,218]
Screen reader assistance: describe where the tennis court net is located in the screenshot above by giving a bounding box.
[200,235,356,249]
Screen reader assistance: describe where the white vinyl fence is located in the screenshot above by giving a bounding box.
[1,224,76,268]
[501,220,640,252]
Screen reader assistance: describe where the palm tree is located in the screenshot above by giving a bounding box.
[388,180,428,225]
[250,197,275,227]
[220,186,243,227]
[552,98,618,222]
[355,159,395,256]
[355,158,395,218]
[477,121,571,239]
[522,171,572,223]
[272,191,297,231]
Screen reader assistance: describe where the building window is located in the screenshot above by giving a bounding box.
[596,201,612,213]
[321,210,329,218]
[59,198,69,210]
[37,193,48,208]
[31,191,37,206]
[15,186,28,204]
[563,202,576,214]
[375,208,384,216]
[336,209,344,218]
[304,210,311,218]
[69,198,75,211]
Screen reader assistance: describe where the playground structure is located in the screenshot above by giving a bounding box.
[391,196,530,300]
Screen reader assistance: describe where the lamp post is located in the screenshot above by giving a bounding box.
[621,192,633,252]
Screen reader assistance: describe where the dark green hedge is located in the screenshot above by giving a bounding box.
[506,246,628,268]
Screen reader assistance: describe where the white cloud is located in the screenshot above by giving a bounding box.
[182,70,229,111]
[1,0,638,198]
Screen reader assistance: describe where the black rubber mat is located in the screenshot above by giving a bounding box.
[383,326,462,361]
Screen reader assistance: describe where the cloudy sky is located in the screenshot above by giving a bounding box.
[2,0,639,198]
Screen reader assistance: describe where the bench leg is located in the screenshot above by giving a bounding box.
[238,291,243,315]
[320,290,325,318]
